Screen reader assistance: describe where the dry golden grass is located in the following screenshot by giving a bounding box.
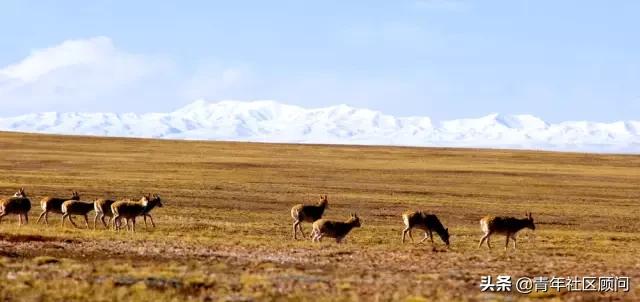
[0,131,639,301]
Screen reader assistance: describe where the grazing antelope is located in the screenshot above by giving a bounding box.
[61,199,95,228]
[291,195,329,239]
[311,213,361,243]
[478,212,535,250]
[401,210,450,247]
[37,191,80,225]
[0,188,31,225]
[93,198,116,229]
[111,194,163,232]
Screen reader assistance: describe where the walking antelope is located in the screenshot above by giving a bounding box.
[95,197,158,229]
[311,213,361,243]
[37,191,80,225]
[93,198,116,229]
[111,194,163,232]
[291,195,329,239]
[401,211,450,247]
[478,212,535,250]
[61,199,95,228]
[0,188,31,225]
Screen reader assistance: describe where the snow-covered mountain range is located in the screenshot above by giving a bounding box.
[1,100,639,153]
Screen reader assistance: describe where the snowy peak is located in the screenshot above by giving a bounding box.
[0,100,638,153]
[493,114,548,129]
[439,113,547,131]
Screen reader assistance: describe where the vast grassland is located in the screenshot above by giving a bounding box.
[0,131,639,301]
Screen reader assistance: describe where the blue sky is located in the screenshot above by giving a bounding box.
[0,0,638,122]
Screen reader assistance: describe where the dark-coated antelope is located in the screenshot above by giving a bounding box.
[93,198,116,229]
[61,199,95,228]
[111,194,163,232]
[478,212,535,250]
[0,188,31,225]
[291,195,329,239]
[311,213,361,243]
[37,191,80,225]
[401,210,450,247]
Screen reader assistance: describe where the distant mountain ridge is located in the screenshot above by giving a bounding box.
[1,100,638,153]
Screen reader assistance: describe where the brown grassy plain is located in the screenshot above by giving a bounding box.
[0,131,639,301]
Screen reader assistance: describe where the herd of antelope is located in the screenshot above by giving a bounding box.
[0,188,162,232]
[0,188,535,249]
[291,195,535,250]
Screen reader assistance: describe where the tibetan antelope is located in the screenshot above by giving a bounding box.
[0,188,31,225]
[478,212,535,250]
[311,213,361,243]
[61,199,95,228]
[401,211,450,247]
[93,198,116,229]
[111,194,163,232]
[94,198,137,229]
[291,195,329,239]
[37,191,80,225]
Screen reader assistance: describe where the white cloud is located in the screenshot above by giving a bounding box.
[1,36,115,82]
[0,36,443,117]
[0,37,174,114]
[0,37,268,115]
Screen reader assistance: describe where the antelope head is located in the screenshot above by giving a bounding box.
[13,188,27,198]
[349,213,361,227]
[152,194,163,207]
[442,227,451,246]
[318,195,329,207]
[524,212,535,230]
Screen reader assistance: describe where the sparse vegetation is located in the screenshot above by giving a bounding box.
[0,131,639,301]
